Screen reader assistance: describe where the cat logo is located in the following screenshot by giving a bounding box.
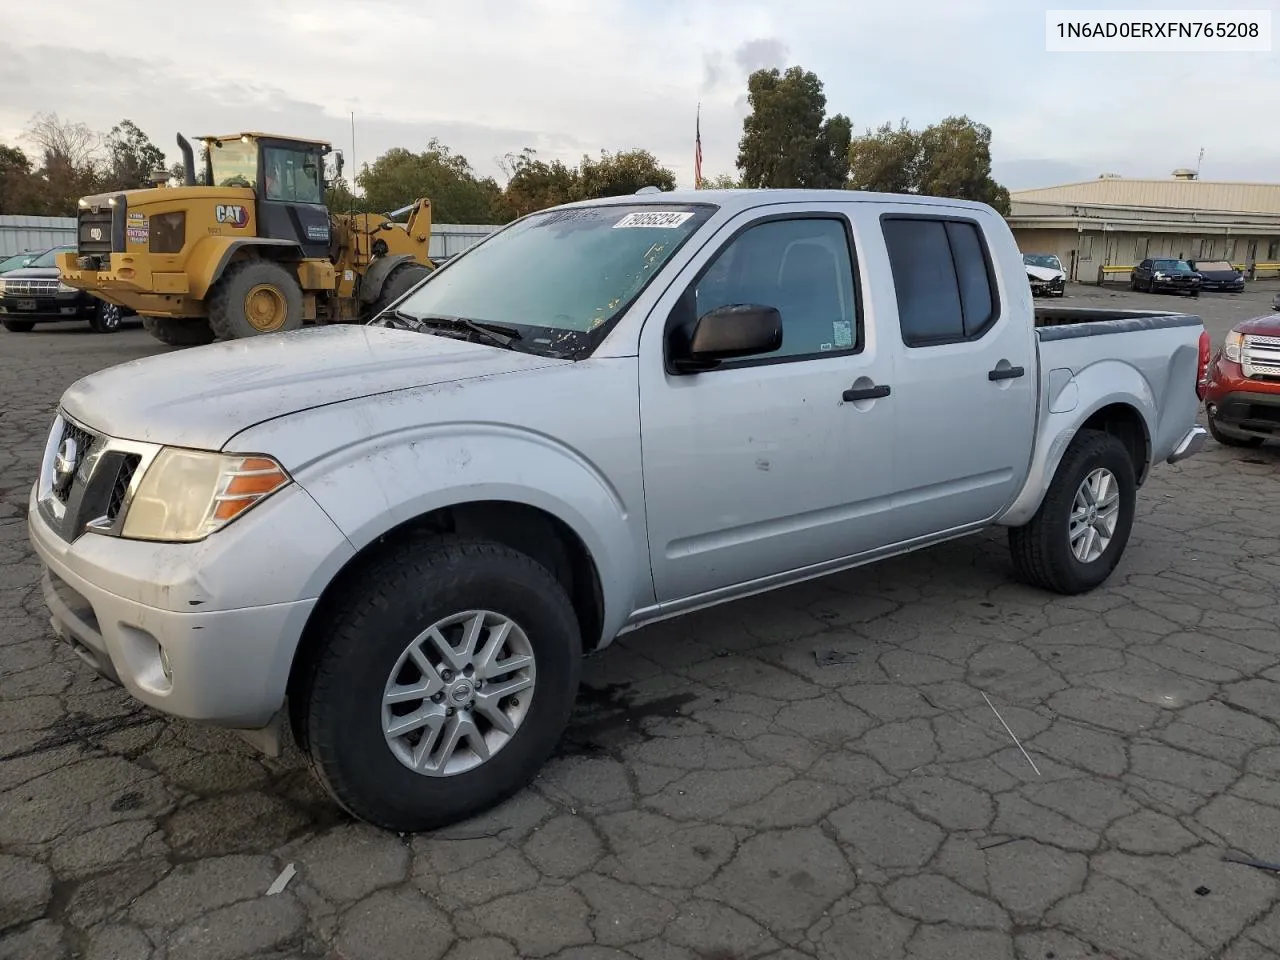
[215,205,249,227]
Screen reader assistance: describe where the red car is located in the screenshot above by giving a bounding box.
[1202,315,1280,447]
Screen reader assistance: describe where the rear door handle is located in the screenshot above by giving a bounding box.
[843,384,891,401]
[988,366,1025,381]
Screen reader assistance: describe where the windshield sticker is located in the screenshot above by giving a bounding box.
[614,211,694,229]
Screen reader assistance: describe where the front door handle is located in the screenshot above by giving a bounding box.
[988,366,1025,382]
[843,384,891,401]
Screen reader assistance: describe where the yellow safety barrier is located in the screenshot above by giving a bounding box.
[1096,265,1134,284]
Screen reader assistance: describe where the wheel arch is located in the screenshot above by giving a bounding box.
[358,254,419,305]
[287,499,607,709]
[1001,369,1157,529]
[192,238,304,299]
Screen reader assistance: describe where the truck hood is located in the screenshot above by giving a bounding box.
[1026,264,1065,282]
[60,324,566,450]
[1237,314,1280,338]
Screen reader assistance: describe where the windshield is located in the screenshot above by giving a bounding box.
[390,203,716,357]
[1193,261,1233,272]
[208,139,257,188]
[29,246,73,268]
[1154,259,1190,271]
[1023,254,1062,270]
[0,253,32,272]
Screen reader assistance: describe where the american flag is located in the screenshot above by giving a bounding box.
[694,105,703,188]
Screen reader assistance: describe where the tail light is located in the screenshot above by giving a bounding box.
[1195,329,1211,400]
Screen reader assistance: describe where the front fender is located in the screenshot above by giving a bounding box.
[192,238,303,299]
[999,359,1157,527]
[289,424,644,645]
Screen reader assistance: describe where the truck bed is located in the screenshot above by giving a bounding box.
[1033,306,1203,341]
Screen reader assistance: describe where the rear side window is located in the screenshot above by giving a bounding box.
[882,216,1000,347]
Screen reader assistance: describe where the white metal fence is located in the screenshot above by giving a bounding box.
[0,216,77,256]
[0,216,501,259]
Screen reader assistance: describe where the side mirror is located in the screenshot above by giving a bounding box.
[669,303,783,372]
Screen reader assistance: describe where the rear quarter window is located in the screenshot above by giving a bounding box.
[881,215,1001,347]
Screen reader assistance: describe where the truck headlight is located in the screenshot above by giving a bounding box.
[1223,330,1243,363]
[121,449,290,542]
[0,279,7,295]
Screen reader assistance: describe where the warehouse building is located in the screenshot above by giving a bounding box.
[1007,171,1280,283]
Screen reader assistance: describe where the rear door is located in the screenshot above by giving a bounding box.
[876,209,1037,541]
[638,203,898,603]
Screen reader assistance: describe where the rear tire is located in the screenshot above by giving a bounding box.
[368,261,433,321]
[290,536,582,832]
[2,319,35,332]
[1206,406,1264,448]
[1009,429,1137,595]
[88,300,122,334]
[142,316,216,346]
[208,259,304,340]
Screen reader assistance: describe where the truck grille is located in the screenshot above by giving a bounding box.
[4,278,59,298]
[1243,335,1280,380]
[53,420,97,504]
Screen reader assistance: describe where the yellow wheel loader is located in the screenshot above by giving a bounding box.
[56,132,436,346]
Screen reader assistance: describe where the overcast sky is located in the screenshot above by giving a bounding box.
[2,0,1275,194]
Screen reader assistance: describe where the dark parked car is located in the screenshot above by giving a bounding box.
[1187,259,1245,292]
[1130,257,1201,296]
[0,245,131,333]
[0,250,41,274]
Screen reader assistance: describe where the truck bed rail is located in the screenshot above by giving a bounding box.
[1034,307,1202,342]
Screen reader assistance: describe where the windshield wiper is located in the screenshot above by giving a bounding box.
[413,314,522,349]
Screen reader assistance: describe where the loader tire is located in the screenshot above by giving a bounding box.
[369,262,433,321]
[209,259,304,339]
[142,316,216,347]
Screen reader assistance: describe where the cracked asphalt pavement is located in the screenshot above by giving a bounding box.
[2,285,1279,960]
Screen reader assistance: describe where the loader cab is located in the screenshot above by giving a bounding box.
[198,133,332,258]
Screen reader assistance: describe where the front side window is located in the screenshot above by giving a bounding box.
[392,203,715,358]
[263,147,323,204]
[692,218,860,362]
[882,217,999,347]
[207,139,257,188]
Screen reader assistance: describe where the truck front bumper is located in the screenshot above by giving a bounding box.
[57,252,204,317]
[1207,391,1280,440]
[27,481,341,731]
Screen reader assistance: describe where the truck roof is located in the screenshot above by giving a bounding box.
[197,133,332,148]
[556,188,997,216]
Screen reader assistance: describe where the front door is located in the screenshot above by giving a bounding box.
[876,210,1037,542]
[638,207,897,603]
[256,141,331,258]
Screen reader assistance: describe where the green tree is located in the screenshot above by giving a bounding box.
[103,119,166,190]
[847,120,920,194]
[575,148,676,199]
[698,172,743,189]
[736,66,851,188]
[0,144,43,214]
[846,115,1010,215]
[23,112,101,214]
[357,139,503,223]
[496,148,580,218]
[915,115,1010,215]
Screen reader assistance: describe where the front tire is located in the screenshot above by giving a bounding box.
[291,537,582,832]
[1,319,35,332]
[1009,429,1137,595]
[208,259,304,339]
[142,316,216,346]
[88,300,122,334]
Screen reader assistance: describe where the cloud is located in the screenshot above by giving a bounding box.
[733,38,791,75]
[1,0,1276,194]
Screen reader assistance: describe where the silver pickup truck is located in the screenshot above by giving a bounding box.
[29,189,1209,832]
